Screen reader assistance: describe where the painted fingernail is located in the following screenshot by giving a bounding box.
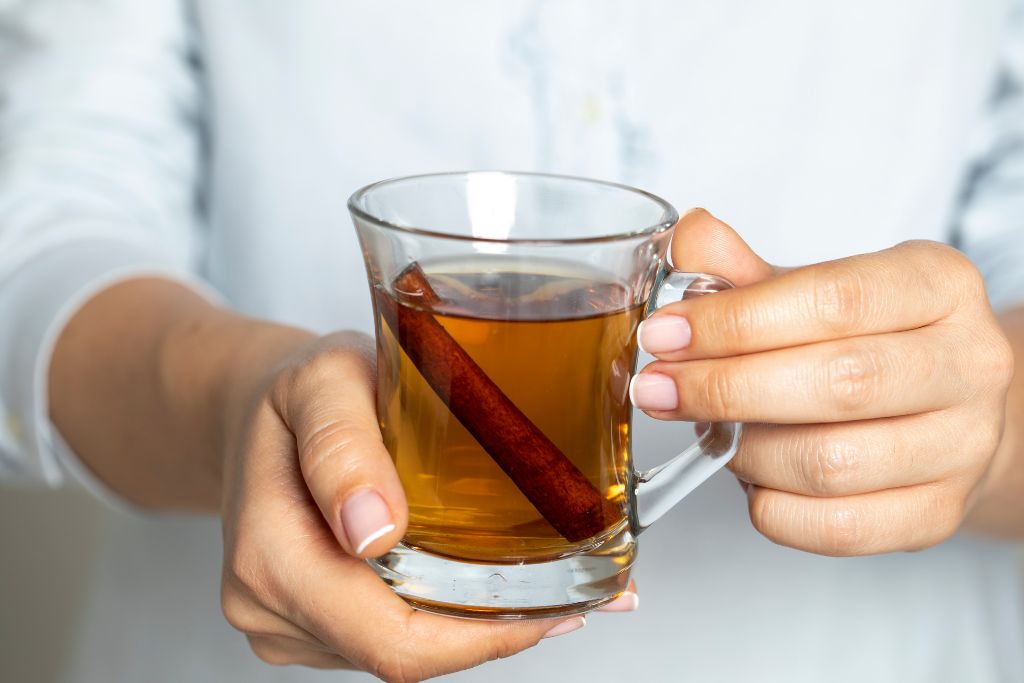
[629,374,679,411]
[341,489,395,555]
[637,316,691,354]
[543,616,586,639]
[598,591,639,613]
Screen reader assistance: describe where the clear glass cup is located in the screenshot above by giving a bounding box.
[349,171,740,619]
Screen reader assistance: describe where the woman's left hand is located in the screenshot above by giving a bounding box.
[631,209,1015,555]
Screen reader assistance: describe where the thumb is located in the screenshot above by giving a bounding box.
[274,333,408,558]
[670,208,776,286]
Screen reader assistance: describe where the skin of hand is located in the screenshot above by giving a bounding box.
[50,279,633,682]
[217,331,618,678]
[631,209,1021,554]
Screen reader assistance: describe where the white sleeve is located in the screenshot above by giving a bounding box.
[955,2,1024,313]
[0,0,209,497]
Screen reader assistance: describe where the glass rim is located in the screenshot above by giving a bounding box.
[347,170,679,245]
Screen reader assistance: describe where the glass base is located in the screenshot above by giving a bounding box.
[371,525,637,619]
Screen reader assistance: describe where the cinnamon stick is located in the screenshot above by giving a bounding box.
[378,263,619,542]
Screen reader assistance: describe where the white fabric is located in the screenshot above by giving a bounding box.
[1,1,1023,681]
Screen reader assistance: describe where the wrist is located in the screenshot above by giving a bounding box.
[155,305,316,505]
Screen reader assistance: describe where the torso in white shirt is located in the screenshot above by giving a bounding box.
[49,1,1024,681]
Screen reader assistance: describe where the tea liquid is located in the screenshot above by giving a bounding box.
[376,266,642,562]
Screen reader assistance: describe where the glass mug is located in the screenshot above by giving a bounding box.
[349,171,740,619]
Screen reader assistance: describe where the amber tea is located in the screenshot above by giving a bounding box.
[375,265,643,563]
[354,171,738,618]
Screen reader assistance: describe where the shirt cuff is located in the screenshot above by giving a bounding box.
[0,237,219,510]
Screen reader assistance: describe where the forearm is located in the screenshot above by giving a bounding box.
[965,306,1024,537]
[49,278,314,512]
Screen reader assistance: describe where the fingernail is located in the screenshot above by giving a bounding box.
[341,489,395,555]
[629,374,679,411]
[543,616,586,639]
[637,316,691,354]
[599,591,639,613]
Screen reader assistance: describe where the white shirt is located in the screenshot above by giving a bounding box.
[1,1,1024,681]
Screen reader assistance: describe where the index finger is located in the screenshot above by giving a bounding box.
[246,426,583,682]
[290,556,580,681]
[648,240,975,361]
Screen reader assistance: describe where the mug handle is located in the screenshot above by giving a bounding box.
[632,269,741,531]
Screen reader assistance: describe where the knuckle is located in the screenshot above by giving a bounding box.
[916,489,966,550]
[221,586,262,634]
[247,637,293,667]
[959,326,1014,402]
[746,490,769,532]
[714,297,760,349]
[905,239,961,265]
[291,352,333,392]
[290,347,364,392]
[746,489,778,539]
[370,653,423,683]
[225,541,261,591]
[806,437,860,496]
[983,331,1015,389]
[695,365,743,419]
[300,419,361,480]
[909,241,985,304]
[223,537,280,614]
[225,549,251,591]
[824,345,882,413]
[368,616,427,683]
[819,506,864,556]
[962,263,987,299]
[489,632,530,662]
[934,504,965,545]
[943,494,968,538]
[945,246,985,292]
[980,418,1004,460]
[811,266,871,335]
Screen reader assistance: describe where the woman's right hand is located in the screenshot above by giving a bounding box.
[217,330,595,681]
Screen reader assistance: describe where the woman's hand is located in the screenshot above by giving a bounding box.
[52,278,625,681]
[218,331,600,680]
[631,209,1016,555]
